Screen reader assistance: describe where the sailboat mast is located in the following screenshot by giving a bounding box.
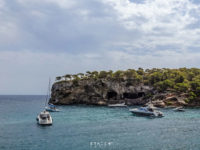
[45,78,51,107]
[48,78,51,102]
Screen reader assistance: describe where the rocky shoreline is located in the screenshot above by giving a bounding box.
[49,78,196,108]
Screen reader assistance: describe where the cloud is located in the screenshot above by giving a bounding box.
[102,0,200,51]
[1,0,199,53]
[17,0,76,9]
[0,0,200,94]
[0,0,124,53]
[1,49,200,94]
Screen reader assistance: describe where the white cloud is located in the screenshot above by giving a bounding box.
[0,0,4,8]
[103,0,200,51]
[0,22,19,44]
[17,0,76,9]
[0,0,200,94]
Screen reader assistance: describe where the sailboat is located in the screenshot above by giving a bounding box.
[45,79,60,112]
[45,103,60,112]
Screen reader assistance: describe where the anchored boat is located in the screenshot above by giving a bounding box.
[129,107,164,117]
[45,103,60,112]
[108,102,127,107]
[36,110,52,125]
[173,107,185,112]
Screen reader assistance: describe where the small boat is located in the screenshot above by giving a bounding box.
[45,103,60,112]
[36,110,53,125]
[173,107,185,112]
[108,102,127,107]
[129,107,164,117]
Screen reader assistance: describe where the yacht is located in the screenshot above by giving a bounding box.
[36,110,53,125]
[129,107,164,117]
[108,102,127,107]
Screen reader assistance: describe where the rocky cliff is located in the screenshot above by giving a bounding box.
[49,78,188,107]
[50,78,154,105]
[49,68,200,107]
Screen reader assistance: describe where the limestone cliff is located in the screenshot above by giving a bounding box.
[49,68,200,107]
[50,79,190,107]
[50,78,154,106]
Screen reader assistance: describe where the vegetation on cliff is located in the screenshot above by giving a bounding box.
[55,68,200,104]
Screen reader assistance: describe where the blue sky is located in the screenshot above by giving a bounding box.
[0,0,200,94]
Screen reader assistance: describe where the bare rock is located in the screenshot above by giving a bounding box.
[50,79,153,106]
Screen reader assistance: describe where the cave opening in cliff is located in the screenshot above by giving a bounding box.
[138,92,145,97]
[107,91,118,100]
[123,92,145,99]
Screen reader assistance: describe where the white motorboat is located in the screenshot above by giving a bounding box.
[108,102,127,107]
[36,111,53,125]
[129,107,164,117]
[45,103,60,112]
[173,107,185,112]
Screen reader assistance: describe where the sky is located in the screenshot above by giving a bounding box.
[0,0,200,94]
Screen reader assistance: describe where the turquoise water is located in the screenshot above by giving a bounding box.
[0,95,200,150]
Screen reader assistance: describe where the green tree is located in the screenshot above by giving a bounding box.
[77,73,84,79]
[174,82,190,92]
[63,74,71,81]
[99,71,108,78]
[56,76,62,81]
[137,68,144,75]
[155,79,174,91]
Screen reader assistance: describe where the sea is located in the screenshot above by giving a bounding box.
[0,95,200,150]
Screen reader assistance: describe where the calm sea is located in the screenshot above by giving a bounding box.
[0,95,200,150]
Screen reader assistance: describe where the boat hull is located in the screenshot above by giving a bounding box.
[108,105,127,107]
[129,110,155,116]
[37,116,53,125]
[129,108,164,117]
[45,108,60,112]
[108,103,127,107]
[173,107,185,112]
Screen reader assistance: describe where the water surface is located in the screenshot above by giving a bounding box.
[0,95,200,150]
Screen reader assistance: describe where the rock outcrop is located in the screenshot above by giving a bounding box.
[146,92,188,108]
[50,68,200,107]
[50,79,154,106]
[50,79,191,108]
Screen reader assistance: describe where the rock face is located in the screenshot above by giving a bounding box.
[50,79,190,107]
[50,79,154,106]
[146,92,187,108]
